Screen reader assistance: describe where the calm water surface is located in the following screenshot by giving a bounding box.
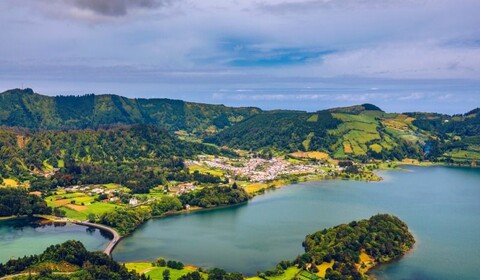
[113,166,480,279]
[0,218,111,263]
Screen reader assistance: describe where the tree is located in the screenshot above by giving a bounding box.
[87,213,96,223]
[208,268,226,280]
[156,258,166,267]
[163,269,170,280]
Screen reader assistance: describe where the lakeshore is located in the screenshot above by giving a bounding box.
[112,166,480,279]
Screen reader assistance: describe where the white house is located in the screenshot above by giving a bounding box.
[129,197,138,206]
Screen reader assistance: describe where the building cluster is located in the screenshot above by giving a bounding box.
[169,183,196,195]
[188,157,316,182]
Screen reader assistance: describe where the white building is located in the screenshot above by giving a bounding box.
[129,198,138,206]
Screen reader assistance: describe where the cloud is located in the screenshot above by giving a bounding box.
[301,41,480,79]
[258,0,415,14]
[0,0,479,115]
[73,0,170,17]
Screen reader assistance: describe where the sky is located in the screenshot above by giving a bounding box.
[0,0,479,114]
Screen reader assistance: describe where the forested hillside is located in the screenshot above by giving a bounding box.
[208,104,425,160]
[1,88,478,165]
[0,88,260,135]
[0,125,222,193]
[206,110,341,153]
[405,109,480,163]
[209,104,480,163]
[0,240,147,279]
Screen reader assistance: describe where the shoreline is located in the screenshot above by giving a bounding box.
[366,230,419,278]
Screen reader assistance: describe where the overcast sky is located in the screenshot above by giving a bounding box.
[1,0,479,114]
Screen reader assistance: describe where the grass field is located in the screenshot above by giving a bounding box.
[298,270,319,280]
[125,262,153,274]
[343,142,353,154]
[269,267,301,280]
[369,144,383,153]
[59,202,120,220]
[290,151,329,160]
[302,132,315,151]
[329,112,385,157]
[443,149,480,162]
[356,251,375,273]
[2,178,18,186]
[246,267,301,280]
[45,191,121,220]
[317,261,334,278]
[307,114,318,122]
[46,192,92,207]
[104,183,121,189]
[43,159,54,171]
[243,180,287,194]
[244,182,268,194]
[188,164,225,177]
[125,262,204,280]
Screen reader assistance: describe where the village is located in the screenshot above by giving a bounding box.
[186,155,339,182]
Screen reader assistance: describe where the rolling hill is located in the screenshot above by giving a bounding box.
[0,88,260,135]
[208,104,480,163]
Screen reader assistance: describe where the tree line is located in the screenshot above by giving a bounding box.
[0,240,148,279]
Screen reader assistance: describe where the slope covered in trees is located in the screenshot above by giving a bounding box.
[209,104,479,163]
[208,104,426,161]
[0,125,222,193]
[1,88,478,164]
[0,240,147,279]
[0,188,51,216]
[405,109,480,162]
[0,88,260,135]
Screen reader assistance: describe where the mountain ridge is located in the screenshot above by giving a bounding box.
[0,88,261,134]
[1,88,479,164]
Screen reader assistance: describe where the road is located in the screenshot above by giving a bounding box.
[73,221,121,257]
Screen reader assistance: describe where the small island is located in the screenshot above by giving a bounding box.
[301,214,415,279]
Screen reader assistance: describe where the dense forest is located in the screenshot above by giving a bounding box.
[206,110,341,153]
[297,214,415,280]
[0,125,224,193]
[99,207,152,235]
[0,240,148,279]
[179,185,249,208]
[0,188,51,216]
[0,88,260,134]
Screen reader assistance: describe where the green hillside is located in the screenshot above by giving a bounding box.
[206,110,341,154]
[209,104,479,163]
[405,109,480,163]
[0,125,222,193]
[208,104,426,160]
[1,88,478,165]
[0,240,147,280]
[0,88,260,135]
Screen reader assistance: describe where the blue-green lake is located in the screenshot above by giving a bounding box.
[112,166,480,279]
[0,218,111,263]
